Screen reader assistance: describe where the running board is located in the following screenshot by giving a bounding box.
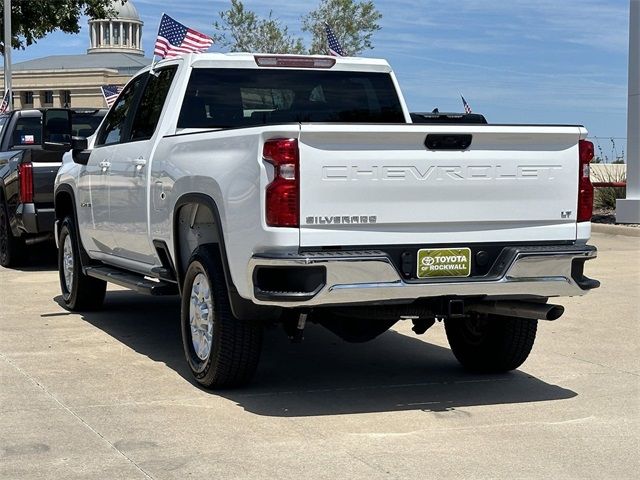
[84,266,178,296]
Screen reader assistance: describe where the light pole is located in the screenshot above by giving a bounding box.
[617,0,640,223]
[3,0,11,106]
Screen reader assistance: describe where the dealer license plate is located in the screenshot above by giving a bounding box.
[417,248,472,278]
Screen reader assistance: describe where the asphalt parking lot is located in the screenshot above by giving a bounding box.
[1,231,638,479]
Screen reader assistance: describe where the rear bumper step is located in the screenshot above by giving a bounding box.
[247,244,598,307]
[84,266,178,296]
[15,204,55,235]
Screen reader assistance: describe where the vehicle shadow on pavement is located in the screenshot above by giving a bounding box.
[13,242,58,272]
[64,290,577,418]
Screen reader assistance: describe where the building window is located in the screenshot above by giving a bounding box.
[43,91,54,104]
[103,22,110,44]
[22,91,34,105]
[113,23,120,45]
[123,24,129,45]
[61,90,71,107]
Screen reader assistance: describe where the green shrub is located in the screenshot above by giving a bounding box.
[592,165,626,210]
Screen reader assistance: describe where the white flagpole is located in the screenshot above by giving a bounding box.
[149,13,165,75]
[100,86,108,107]
[3,0,12,108]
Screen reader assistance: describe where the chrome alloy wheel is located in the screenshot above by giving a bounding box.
[189,272,214,361]
[62,234,74,293]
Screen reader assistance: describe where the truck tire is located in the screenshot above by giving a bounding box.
[0,200,25,267]
[444,314,537,372]
[181,245,263,388]
[58,216,106,311]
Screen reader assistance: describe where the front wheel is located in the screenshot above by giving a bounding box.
[444,314,537,372]
[181,245,263,388]
[58,216,106,311]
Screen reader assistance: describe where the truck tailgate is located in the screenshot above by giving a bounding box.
[31,149,62,204]
[298,124,583,247]
[32,161,60,204]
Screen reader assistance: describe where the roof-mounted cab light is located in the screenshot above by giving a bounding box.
[254,55,336,69]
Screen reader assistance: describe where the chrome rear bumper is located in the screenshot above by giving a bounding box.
[247,245,598,308]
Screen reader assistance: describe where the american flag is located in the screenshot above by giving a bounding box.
[461,95,472,114]
[0,90,11,114]
[324,23,345,56]
[153,14,213,59]
[101,85,123,108]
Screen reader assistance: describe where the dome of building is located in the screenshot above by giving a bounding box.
[6,0,152,112]
[87,0,144,56]
[111,0,141,21]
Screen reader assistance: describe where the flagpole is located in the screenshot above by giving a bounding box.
[149,12,166,75]
[149,55,158,75]
[3,0,12,107]
[149,53,158,75]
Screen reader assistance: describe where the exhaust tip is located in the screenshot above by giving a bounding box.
[546,305,565,321]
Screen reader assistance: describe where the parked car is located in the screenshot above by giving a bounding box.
[52,53,598,388]
[0,108,106,266]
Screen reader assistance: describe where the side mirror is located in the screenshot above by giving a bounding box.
[42,109,72,151]
[71,136,91,165]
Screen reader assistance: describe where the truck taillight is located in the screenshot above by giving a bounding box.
[18,162,34,204]
[263,138,299,227]
[578,139,594,222]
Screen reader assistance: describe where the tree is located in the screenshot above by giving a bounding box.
[1,0,120,54]
[212,0,305,54]
[302,0,381,56]
[211,0,382,56]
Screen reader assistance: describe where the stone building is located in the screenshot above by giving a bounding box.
[1,0,150,109]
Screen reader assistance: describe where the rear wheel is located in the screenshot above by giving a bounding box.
[181,245,263,388]
[0,200,25,268]
[444,314,537,372]
[58,216,106,311]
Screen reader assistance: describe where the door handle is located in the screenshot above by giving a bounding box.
[133,157,147,167]
[133,157,146,175]
[99,160,111,172]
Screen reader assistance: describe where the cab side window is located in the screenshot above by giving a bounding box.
[129,67,177,142]
[95,76,144,146]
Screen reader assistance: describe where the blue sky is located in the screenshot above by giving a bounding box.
[12,0,630,160]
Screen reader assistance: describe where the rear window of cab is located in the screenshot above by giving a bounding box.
[177,68,405,129]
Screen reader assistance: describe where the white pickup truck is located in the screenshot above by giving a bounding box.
[51,53,599,388]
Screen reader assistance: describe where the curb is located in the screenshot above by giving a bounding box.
[592,223,640,237]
